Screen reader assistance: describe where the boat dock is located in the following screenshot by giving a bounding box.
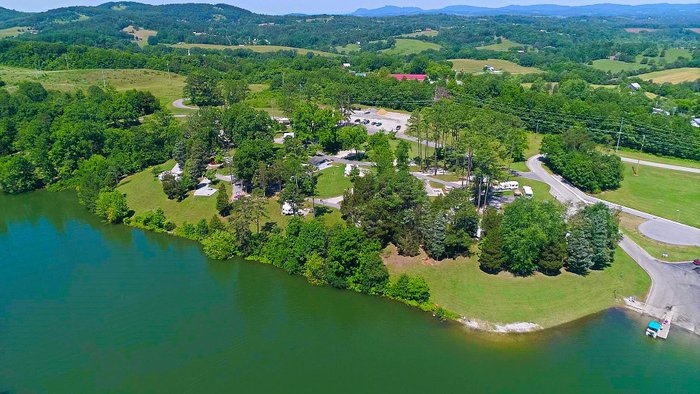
[656,310,675,340]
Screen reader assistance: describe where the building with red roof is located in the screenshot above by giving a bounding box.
[389,74,427,82]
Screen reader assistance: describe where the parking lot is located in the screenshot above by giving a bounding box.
[349,108,411,135]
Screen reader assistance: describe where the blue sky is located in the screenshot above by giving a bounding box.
[0,1,692,14]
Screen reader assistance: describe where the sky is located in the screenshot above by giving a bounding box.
[0,1,694,14]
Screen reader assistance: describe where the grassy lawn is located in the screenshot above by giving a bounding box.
[316,164,353,198]
[449,59,541,74]
[400,30,439,38]
[476,38,525,51]
[0,66,186,114]
[605,147,700,169]
[595,163,700,228]
[117,160,226,226]
[0,26,28,38]
[386,246,650,328]
[381,39,442,56]
[619,213,700,262]
[497,176,554,203]
[636,67,700,84]
[118,161,345,229]
[169,43,337,57]
[389,138,435,159]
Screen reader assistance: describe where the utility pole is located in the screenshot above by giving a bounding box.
[635,134,645,175]
[615,117,624,152]
[535,119,540,134]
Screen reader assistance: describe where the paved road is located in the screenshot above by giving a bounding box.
[172,98,198,110]
[620,157,700,174]
[523,155,700,247]
[524,155,700,333]
[620,237,700,334]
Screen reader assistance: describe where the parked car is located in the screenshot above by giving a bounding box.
[371,122,377,126]
[693,259,700,266]
[376,122,382,126]
[354,118,361,123]
[364,110,371,114]
[396,125,402,131]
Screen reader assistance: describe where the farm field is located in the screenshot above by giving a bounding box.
[0,66,186,113]
[169,43,337,57]
[591,59,647,73]
[477,37,526,51]
[449,58,541,74]
[636,67,700,84]
[0,26,29,38]
[335,43,361,53]
[386,246,649,328]
[380,39,442,56]
[400,30,438,38]
[591,48,692,73]
[122,25,157,47]
[595,163,700,228]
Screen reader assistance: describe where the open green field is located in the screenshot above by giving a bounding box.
[118,161,344,229]
[169,43,337,57]
[386,246,650,328]
[592,48,692,74]
[400,30,439,38]
[0,66,186,113]
[591,59,647,73]
[607,147,700,170]
[316,164,353,198]
[122,25,157,47]
[596,163,700,228]
[335,43,361,53]
[477,38,525,51]
[619,213,700,262]
[0,26,28,38]
[380,39,442,56]
[449,59,541,74]
[117,160,227,226]
[636,67,700,84]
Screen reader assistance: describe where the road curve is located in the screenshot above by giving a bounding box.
[523,155,700,333]
[172,98,198,110]
[523,155,700,247]
[620,157,700,174]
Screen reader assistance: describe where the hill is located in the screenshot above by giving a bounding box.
[351,3,700,18]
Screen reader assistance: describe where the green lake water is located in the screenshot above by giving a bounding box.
[1,191,699,393]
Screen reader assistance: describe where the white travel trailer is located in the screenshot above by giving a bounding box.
[522,186,534,198]
[498,181,520,191]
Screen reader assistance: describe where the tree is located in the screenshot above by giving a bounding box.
[338,125,367,157]
[216,184,230,216]
[94,190,129,223]
[202,230,239,260]
[388,274,430,303]
[184,71,222,106]
[479,227,506,273]
[566,226,594,275]
[220,78,249,106]
[350,252,389,295]
[17,81,48,102]
[0,155,38,194]
[75,155,115,211]
[539,240,567,275]
[395,140,410,170]
[500,199,566,276]
[161,172,187,201]
[304,252,328,286]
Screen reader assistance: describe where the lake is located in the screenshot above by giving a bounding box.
[1,191,699,393]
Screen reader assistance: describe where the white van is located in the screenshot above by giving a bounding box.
[498,181,519,191]
[522,186,534,198]
[281,201,295,215]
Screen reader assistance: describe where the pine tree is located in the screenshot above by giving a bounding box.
[479,228,506,273]
[538,240,567,275]
[216,184,230,216]
[565,227,594,275]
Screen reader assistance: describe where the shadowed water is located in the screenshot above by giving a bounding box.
[1,191,699,393]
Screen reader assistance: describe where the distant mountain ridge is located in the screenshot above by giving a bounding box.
[351,3,700,17]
